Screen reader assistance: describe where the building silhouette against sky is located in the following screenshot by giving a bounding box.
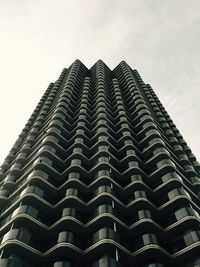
[0,60,200,267]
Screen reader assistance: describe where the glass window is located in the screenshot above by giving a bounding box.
[62,207,76,217]
[121,123,129,129]
[157,159,174,168]
[54,261,72,267]
[73,147,82,153]
[42,135,59,144]
[146,263,164,267]
[184,230,200,246]
[0,189,9,197]
[2,228,31,245]
[58,231,74,243]
[153,147,168,155]
[3,174,17,184]
[96,186,111,195]
[27,170,48,180]
[80,103,87,109]
[130,175,142,182]
[190,176,200,184]
[175,207,193,220]
[76,129,84,135]
[97,170,110,177]
[140,115,152,122]
[134,190,146,199]
[20,186,44,198]
[122,131,131,137]
[126,149,136,156]
[95,204,113,215]
[66,188,78,197]
[98,145,108,151]
[80,108,87,114]
[92,254,117,267]
[68,172,80,180]
[98,157,109,163]
[75,138,83,144]
[77,122,85,127]
[79,115,86,120]
[168,188,184,199]
[12,205,38,219]
[93,227,115,243]
[97,113,106,119]
[97,107,106,112]
[97,119,107,125]
[120,116,128,122]
[128,161,139,168]
[124,140,133,145]
[138,209,152,220]
[143,122,155,130]
[71,159,81,166]
[97,127,107,133]
[33,157,52,166]
[98,136,108,141]
[142,233,158,246]
[146,129,159,137]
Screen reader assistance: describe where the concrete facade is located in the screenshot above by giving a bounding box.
[0,60,200,266]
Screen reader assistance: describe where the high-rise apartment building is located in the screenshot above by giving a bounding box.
[0,60,200,267]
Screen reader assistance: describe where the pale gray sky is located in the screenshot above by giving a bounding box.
[0,0,200,164]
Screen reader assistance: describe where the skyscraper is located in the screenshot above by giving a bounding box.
[0,59,200,267]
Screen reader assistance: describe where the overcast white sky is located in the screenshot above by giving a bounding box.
[0,0,200,164]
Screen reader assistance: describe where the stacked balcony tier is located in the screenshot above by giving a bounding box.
[0,60,200,267]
